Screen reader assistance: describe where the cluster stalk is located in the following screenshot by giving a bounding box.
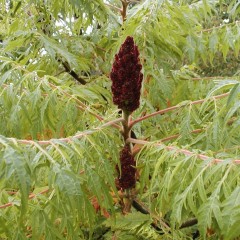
[110,36,143,212]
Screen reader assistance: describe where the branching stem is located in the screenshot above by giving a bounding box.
[61,60,87,85]
[200,20,240,33]
[127,138,240,164]
[129,92,229,128]
[120,0,129,22]
[7,118,123,145]
[180,218,198,229]
[120,110,136,213]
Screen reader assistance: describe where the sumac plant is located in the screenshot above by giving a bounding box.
[0,0,240,239]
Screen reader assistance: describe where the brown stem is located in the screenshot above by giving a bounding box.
[159,129,203,142]
[121,111,135,213]
[61,60,87,85]
[120,0,129,22]
[133,199,198,232]
[180,218,198,229]
[131,129,202,156]
[132,199,171,232]
[127,138,240,164]
[191,76,238,81]
[8,118,123,146]
[118,110,139,214]
[129,92,229,128]
[132,199,150,214]
[122,110,131,143]
[123,189,133,213]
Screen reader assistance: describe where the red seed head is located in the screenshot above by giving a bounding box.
[110,36,143,112]
[116,144,136,190]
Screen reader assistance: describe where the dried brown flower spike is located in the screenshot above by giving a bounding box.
[110,36,143,113]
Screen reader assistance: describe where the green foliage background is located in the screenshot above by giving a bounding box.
[0,0,240,239]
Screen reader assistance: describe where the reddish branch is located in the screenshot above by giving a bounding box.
[8,118,123,145]
[104,0,129,22]
[129,92,229,128]
[0,91,231,147]
[120,0,129,22]
[160,129,203,142]
[157,116,235,144]
[191,76,239,81]
[127,138,240,164]
[200,20,240,33]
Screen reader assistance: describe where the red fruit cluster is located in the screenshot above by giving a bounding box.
[110,36,143,112]
[116,144,136,190]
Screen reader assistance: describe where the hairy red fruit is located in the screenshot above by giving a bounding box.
[116,144,136,190]
[110,36,143,112]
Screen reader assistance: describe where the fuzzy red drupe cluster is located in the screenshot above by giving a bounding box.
[110,36,143,113]
[116,144,136,190]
